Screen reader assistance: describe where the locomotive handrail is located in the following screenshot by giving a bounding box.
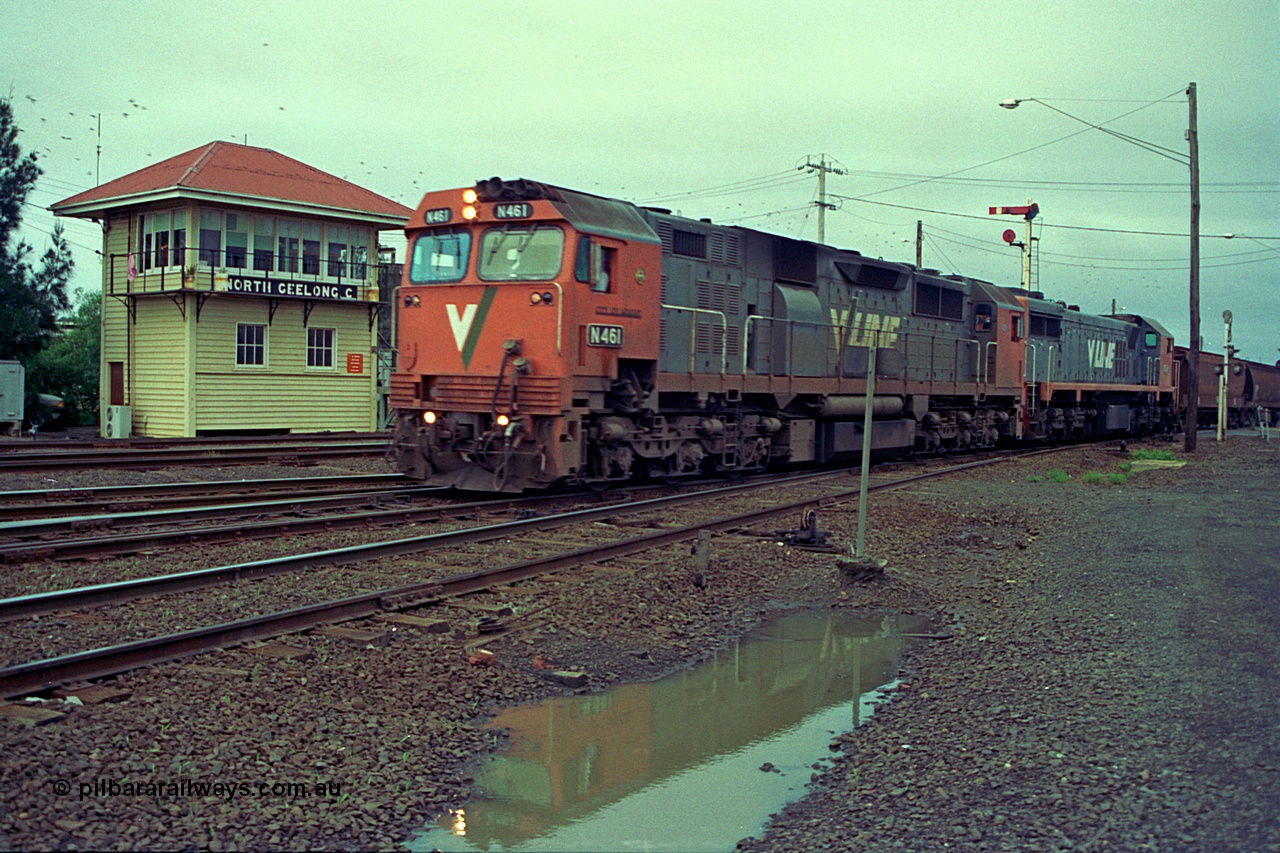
[551,282,564,355]
[662,304,728,373]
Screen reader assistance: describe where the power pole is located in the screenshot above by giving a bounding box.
[916,220,923,267]
[1185,82,1200,452]
[801,154,846,244]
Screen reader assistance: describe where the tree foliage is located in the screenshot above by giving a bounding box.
[26,289,101,425]
[0,97,73,362]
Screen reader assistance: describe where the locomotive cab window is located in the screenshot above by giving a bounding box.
[409,229,471,283]
[575,237,614,293]
[974,304,993,333]
[1145,332,1159,348]
[478,224,563,281]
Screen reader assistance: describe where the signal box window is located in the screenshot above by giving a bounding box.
[410,230,471,283]
[252,217,275,272]
[236,323,267,367]
[307,327,334,369]
[199,209,222,268]
[225,214,248,269]
[139,210,186,271]
[478,225,563,281]
[302,223,321,275]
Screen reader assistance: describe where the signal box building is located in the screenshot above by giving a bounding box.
[51,142,411,437]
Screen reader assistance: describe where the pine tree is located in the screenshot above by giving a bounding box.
[0,97,74,361]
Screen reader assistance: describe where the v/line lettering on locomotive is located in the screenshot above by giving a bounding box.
[1088,339,1117,370]
[828,308,902,349]
[388,176,1267,493]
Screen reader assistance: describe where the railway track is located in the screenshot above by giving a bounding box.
[0,433,389,473]
[0,454,1016,697]
[0,473,409,521]
[0,465,872,562]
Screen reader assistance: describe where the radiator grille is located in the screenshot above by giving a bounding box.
[434,374,563,415]
[389,373,418,408]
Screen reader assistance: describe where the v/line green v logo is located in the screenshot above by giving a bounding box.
[445,286,497,369]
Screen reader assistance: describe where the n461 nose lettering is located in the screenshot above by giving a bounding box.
[587,324,624,348]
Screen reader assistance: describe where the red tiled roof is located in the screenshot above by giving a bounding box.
[52,141,411,222]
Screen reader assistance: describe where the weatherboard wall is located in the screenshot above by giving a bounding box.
[191,298,376,433]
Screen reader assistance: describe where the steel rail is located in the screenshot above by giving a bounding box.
[0,444,388,473]
[0,455,1013,697]
[0,466,867,618]
[0,474,412,522]
[0,487,449,540]
[0,432,389,453]
[0,489,611,563]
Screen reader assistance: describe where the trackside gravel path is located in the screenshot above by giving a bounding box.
[741,437,1280,852]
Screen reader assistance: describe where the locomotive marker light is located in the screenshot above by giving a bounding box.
[1001,86,1200,452]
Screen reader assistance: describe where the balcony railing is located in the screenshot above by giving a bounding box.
[107,248,400,301]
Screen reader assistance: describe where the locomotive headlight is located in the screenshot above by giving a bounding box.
[423,411,437,425]
[403,294,420,307]
[542,291,554,304]
[496,414,510,427]
[462,188,478,204]
[530,292,542,304]
[462,205,477,220]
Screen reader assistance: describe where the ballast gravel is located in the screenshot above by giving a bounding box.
[1,439,1277,851]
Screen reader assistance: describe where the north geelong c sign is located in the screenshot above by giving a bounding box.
[226,275,362,301]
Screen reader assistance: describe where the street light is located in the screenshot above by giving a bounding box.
[1001,85,1200,452]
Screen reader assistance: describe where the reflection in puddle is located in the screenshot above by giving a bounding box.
[410,610,926,853]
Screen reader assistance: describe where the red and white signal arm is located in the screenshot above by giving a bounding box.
[989,203,1039,220]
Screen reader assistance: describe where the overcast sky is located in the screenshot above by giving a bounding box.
[5,0,1277,360]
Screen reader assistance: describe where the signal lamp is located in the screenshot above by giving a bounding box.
[462,188,478,204]
[542,291,554,304]
[496,414,510,427]
[462,205,477,220]
[530,292,542,304]
[423,411,437,424]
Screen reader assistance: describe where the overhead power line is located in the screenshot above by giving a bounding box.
[831,194,1280,240]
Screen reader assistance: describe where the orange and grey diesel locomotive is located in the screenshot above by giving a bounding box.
[389,178,1177,491]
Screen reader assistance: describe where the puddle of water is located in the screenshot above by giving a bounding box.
[410,609,928,853]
